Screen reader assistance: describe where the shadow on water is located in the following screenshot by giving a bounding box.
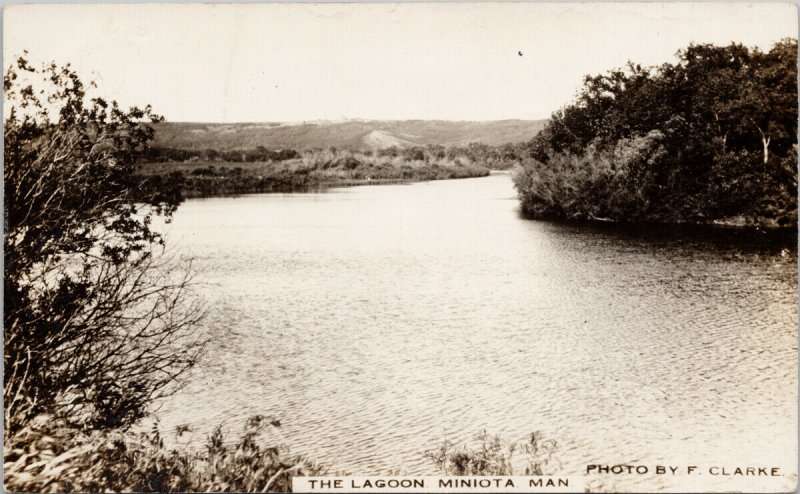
[519,213,797,255]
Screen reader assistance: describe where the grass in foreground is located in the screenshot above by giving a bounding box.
[5,416,558,492]
[426,429,559,476]
[4,415,325,493]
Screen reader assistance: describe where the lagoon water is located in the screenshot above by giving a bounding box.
[157,173,797,491]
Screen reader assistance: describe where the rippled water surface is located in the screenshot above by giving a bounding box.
[157,174,797,491]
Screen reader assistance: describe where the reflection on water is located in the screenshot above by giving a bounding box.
[156,174,797,492]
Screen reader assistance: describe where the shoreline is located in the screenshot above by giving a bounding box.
[177,173,493,198]
[166,169,795,234]
[520,210,798,234]
[138,161,492,199]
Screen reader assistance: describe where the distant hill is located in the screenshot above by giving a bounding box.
[152,119,548,151]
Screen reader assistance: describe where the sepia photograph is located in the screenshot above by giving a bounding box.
[2,2,798,492]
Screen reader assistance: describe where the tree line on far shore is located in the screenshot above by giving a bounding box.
[136,142,529,198]
[514,39,798,228]
[141,141,528,170]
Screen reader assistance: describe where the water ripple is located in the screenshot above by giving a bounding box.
[155,175,796,491]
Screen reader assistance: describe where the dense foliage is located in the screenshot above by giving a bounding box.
[374,143,525,170]
[141,142,527,191]
[4,57,203,433]
[4,414,324,493]
[138,148,492,198]
[515,39,798,227]
[141,145,300,163]
[142,143,526,170]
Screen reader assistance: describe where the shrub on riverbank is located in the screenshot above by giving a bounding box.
[141,145,300,163]
[4,57,206,434]
[515,39,797,228]
[4,414,325,493]
[425,430,559,476]
[142,141,527,171]
[137,149,490,197]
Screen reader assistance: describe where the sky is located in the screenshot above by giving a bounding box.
[3,2,797,122]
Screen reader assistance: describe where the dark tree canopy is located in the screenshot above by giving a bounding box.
[516,39,798,226]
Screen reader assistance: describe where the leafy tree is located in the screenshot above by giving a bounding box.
[4,57,205,432]
[740,39,797,163]
[516,39,798,226]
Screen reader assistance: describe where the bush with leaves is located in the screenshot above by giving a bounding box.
[3,414,325,493]
[425,430,559,476]
[514,131,670,221]
[4,56,204,433]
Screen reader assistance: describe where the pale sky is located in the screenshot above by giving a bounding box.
[4,2,797,122]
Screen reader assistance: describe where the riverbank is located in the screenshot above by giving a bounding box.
[513,153,797,231]
[137,150,490,198]
[517,206,798,232]
[5,410,554,493]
